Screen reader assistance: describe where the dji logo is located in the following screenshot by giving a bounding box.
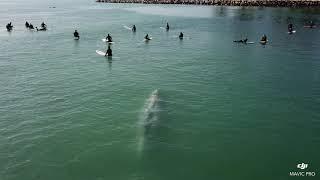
[297,163,308,170]
[289,162,316,177]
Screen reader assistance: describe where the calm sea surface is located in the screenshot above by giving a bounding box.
[1,0,320,179]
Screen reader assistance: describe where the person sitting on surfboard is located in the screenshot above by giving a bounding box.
[166,23,169,31]
[261,34,267,42]
[179,32,184,39]
[288,24,293,33]
[106,34,112,42]
[41,22,47,29]
[132,25,136,32]
[234,38,248,43]
[105,45,112,57]
[6,22,13,31]
[74,30,80,39]
[25,21,30,28]
[145,34,150,40]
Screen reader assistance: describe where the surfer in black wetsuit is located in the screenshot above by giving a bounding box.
[234,38,248,43]
[74,30,80,39]
[106,34,112,42]
[261,34,267,42]
[6,22,13,31]
[36,22,47,31]
[145,34,150,40]
[166,23,169,31]
[179,32,183,39]
[41,22,46,29]
[25,21,30,28]
[106,45,112,57]
[132,25,136,32]
[288,23,293,33]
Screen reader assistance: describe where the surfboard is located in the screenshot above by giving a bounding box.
[102,39,114,44]
[260,40,267,44]
[123,25,132,30]
[288,30,296,34]
[247,42,255,44]
[95,50,120,59]
[96,50,106,56]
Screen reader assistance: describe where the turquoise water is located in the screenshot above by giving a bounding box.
[1,1,320,179]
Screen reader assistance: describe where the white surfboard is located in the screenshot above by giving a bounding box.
[95,50,120,59]
[288,30,296,34]
[96,50,106,56]
[247,42,255,44]
[102,39,115,44]
[123,25,132,30]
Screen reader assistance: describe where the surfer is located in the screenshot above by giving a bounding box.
[166,23,169,31]
[106,34,112,42]
[25,21,30,28]
[73,30,80,39]
[179,32,183,39]
[145,34,151,41]
[132,25,136,32]
[36,22,47,31]
[288,23,293,32]
[41,22,47,29]
[6,22,13,31]
[105,45,112,57]
[260,34,267,43]
[234,38,248,43]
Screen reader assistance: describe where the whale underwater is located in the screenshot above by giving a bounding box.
[137,89,160,154]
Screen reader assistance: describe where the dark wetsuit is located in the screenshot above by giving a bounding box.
[145,34,150,40]
[74,31,79,39]
[179,32,183,39]
[106,35,112,42]
[25,22,29,28]
[106,48,112,57]
[234,38,248,43]
[288,24,293,32]
[6,23,13,31]
[132,25,136,32]
[41,22,46,28]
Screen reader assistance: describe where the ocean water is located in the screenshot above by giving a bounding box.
[1,0,320,179]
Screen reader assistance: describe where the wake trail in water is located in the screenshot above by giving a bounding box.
[137,89,160,155]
